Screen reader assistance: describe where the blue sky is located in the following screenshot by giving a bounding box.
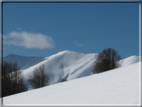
[3,3,139,59]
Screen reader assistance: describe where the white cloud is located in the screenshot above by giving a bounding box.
[3,31,55,49]
[74,41,83,47]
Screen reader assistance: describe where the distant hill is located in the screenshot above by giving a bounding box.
[3,54,46,69]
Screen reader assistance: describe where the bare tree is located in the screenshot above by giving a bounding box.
[93,48,121,74]
[2,61,27,97]
[27,64,49,89]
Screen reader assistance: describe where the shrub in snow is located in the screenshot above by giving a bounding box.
[93,48,121,74]
[27,64,49,89]
[61,78,67,82]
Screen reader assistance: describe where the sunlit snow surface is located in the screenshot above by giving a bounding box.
[3,51,141,106]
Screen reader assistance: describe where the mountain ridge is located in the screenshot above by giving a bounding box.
[3,51,140,90]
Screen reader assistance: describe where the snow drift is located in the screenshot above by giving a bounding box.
[3,61,141,105]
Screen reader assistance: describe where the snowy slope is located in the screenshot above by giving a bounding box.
[3,61,141,105]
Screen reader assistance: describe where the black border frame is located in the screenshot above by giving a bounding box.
[1,0,141,107]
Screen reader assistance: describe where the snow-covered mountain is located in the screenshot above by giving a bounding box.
[3,61,141,105]
[3,51,140,88]
[22,51,98,86]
